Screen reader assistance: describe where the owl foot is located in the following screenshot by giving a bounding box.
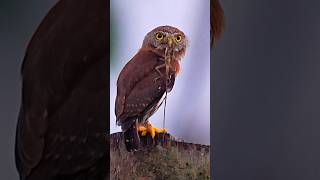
[138,122,167,138]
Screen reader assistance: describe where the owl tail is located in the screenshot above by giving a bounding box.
[123,120,140,152]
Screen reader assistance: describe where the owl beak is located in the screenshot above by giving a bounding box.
[168,36,173,48]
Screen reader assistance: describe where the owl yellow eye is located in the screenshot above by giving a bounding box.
[175,35,182,42]
[155,32,164,40]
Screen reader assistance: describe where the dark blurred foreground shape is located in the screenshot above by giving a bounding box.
[110,132,210,180]
[14,0,109,179]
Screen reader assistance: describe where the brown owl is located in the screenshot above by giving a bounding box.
[115,25,188,152]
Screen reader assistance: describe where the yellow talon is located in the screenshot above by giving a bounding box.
[138,122,167,138]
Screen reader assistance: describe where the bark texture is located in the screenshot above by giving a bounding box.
[110,132,210,180]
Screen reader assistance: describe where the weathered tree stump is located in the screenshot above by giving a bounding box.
[110,132,210,180]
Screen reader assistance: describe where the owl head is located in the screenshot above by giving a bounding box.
[142,25,188,59]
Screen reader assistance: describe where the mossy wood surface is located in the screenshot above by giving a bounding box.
[110,132,210,180]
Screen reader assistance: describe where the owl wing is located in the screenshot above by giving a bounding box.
[15,0,108,179]
[115,50,175,130]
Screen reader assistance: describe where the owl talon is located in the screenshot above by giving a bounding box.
[138,122,167,138]
[141,131,147,136]
[138,126,147,136]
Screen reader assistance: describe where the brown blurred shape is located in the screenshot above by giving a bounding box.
[211,0,225,43]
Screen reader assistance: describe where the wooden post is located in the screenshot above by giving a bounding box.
[110,132,210,180]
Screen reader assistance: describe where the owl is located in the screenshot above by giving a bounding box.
[115,25,188,152]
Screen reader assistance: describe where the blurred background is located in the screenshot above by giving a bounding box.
[214,0,320,179]
[110,0,211,145]
[0,0,57,179]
